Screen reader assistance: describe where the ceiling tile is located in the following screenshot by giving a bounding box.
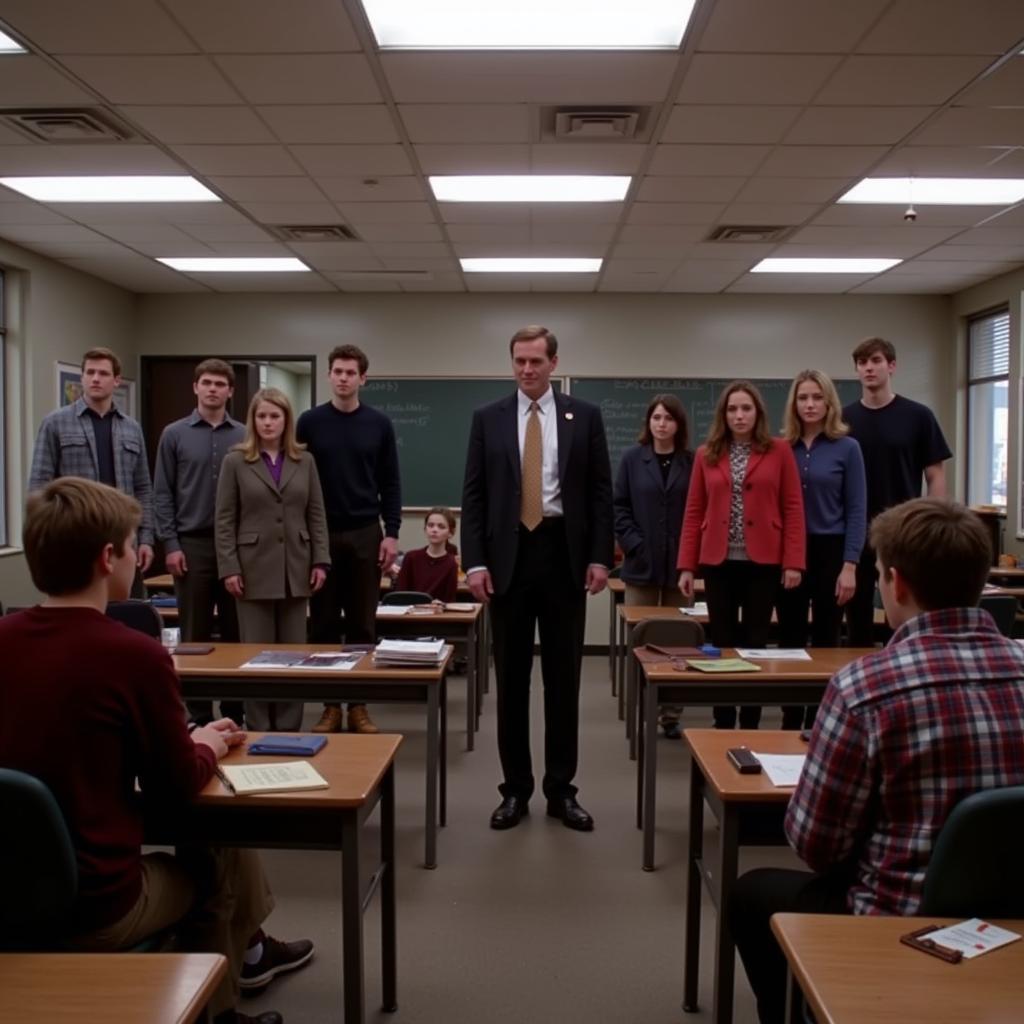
[353,223,445,243]
[399,271,466,292]
[618,224,709,244]
[813,204,1002,227]
[86,222,199,243]
[912,108,1024,147]
[939,225,1024,244]
[208,177,326,203]
[784,107,934,145]
[756,145,888,176]
[256,106,399,145]
[187,240,293,256]
[636,177,747,202]
[0,223,117,243]
[446,224,530,245]
[888,258,1020,276]
[676,54,841,105]
[127,239,214,257]
[286,241,384,270]
[452,240,604,258]
[53,201,251,225]
[872,145,1023,175]
[531,222,617,245]
[664,259,755,291]
[815,55,993,105]
[698,0,890,52]
[121,106,276,145]
[437,203,528,225]
[370,243,457,268]
[380,52,677,104]
[857,0,1024,54]
[413,144,530,174]
[189,271,335,292]
[366,255,458,272]
[663,106,801,145]
[987,206,1024,227]
[649,145,771,176]
[398,105,531,144]
[627,202,726,225]
[529,144,645,174]
[27,239,141,258]
[171,144,304,175]
[734,177,852,202]
[685,241,786,260]
[916,243,1024,261]
[60,256,209,291]
[290,145,414,176]
[328,275,402,292]
[957,56,1024,106]
[336,201,435,224]
[180,222,276,242]
[611,241,702,260]
[529,273,597,292]
[315,176,425,202]
[599,259,678,291]
[60,56,239,104]
[850,275,980,293]
[239,201,341,224]
[0,201,71,225]
[0,55,97,105]
[163,0,360,52]
[214,55,381,104]
[0,143,184,174]
[728,273,874,293]
[464,273,524,292]
[718,202,821,225]
[786,223,960,254]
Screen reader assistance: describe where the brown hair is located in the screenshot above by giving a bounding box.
[328,344,368,375]
[81,347,121,377]
[637,393,690,453]
[194,358,235,386]
[852,336,896,364]
[236,387,305,462]
[782,369,850,442]
[703,380,772,465]
[870,498,991,610]
[424,506,456,532]
[509,325,558,358]
[24,478,140,596]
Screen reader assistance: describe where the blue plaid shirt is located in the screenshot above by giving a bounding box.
[29,398,154,545]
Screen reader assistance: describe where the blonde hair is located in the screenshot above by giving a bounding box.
[237,387,305,462]
[703,380,772,465]
[782,369,850,443]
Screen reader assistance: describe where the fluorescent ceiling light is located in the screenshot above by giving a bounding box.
[360,0,695,49]
[0,176,220,203]
[751,258,902,274]
[839,177,1024,205]
[0,29,25,52]
[431,175,630,203]
[157,258,310,273]
[461,257,601,273]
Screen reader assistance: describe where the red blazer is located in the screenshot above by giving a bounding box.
[677,438,805,571]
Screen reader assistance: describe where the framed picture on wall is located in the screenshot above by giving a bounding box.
[56,361,137,418]
[114,378,137,418]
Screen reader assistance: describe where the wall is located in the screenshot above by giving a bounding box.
[0,240,137,605]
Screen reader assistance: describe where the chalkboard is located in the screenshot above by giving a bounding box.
[568,377,862,476]
[361,377,559,508]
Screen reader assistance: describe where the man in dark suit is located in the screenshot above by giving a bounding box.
[461,325,614,831]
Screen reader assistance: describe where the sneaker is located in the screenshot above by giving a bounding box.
[347,705,379,735]
[311,706,344,733]
[661,721,681,740]
[240,935,315,992]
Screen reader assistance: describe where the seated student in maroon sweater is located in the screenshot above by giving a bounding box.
[394,506,459,603]
[0,478,310,1024]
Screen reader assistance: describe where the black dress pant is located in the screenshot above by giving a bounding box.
[491,519,586,801]
[702,560,779,729]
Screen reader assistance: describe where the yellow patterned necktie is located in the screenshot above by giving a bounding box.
[521,401,543,530]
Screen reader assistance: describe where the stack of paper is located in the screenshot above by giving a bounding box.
[376,604,411,617]
[241,651,361,671]
[373,637,447,666]
[219,760,328,795]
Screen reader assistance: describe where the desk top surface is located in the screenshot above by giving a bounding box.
[642,647,872,682]
[684,728,808,802]
[771,913,1024,1024]
[198,733,402,808]
[174,643,451,680]
[0,953,226,1024]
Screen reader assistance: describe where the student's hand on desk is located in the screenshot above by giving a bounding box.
[678,570,694,599]
[467,569,493,604]
[192,718,246,759]
[310,566,327,592]
[782,569,802,590]
[137,544,154,573]
[835,562,857,605]
[586,564,609,596]
[224,574,244,598]
[165,550,188,577]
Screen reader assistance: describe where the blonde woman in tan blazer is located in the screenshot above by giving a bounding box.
[216,387,330,731]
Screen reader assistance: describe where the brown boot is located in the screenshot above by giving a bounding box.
[347,705,379,734]
[311,705,344,733]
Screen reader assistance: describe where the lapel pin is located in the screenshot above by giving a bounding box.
[565,412,574,420]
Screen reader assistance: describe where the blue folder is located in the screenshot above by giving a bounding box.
[247,735,327,756]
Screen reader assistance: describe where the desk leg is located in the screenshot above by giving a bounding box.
[711,806,739,1024]
[425,684,439,869]
[616,615,626,719]
[481,607,491,696]
[626,636,638,756]
[641,680,659,871]
[440,674,448,829]
[381,765,398,1012]
[608,591,616,690]
[342,809,366,1024]
[683,759,704,1012]
[635,670,645,830]
[466,622,477,751]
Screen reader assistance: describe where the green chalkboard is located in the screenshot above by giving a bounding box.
[361,377,560,508]
[568,377,862,477]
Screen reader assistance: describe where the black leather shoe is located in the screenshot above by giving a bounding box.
[546,796,594,831]
[490,795,528,830]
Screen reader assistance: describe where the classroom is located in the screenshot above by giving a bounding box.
[1,2,1024,1023]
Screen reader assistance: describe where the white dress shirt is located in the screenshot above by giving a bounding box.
[518,387,563,517]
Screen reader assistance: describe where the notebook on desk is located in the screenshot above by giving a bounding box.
[218,760,328,795]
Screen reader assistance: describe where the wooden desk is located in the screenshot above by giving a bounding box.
[639,649,869,871]
[174,644,449,868]
[683,729,805,1024]
[144,572,174,591]
[0,952,226,1023]
[148,734,399,1024]
[772,913,1024,1024]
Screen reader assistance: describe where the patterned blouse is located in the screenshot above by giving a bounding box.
[726,441,751,560]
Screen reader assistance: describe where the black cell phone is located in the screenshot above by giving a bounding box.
[727,747,762,774]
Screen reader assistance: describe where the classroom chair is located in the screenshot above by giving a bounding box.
[106,599,163,639]
[918,784,1024,918]
[978,594,1018,638]
[381,590,434,606]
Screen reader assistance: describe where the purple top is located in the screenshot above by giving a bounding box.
[260,449,284,487]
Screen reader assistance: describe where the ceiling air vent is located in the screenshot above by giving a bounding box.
[540,106,655,142]
[0,108,135,143]
[706,225,794,243]
[271,224,360,242]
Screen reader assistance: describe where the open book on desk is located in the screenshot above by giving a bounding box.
[217,760,328,795]
[241,651,362,671]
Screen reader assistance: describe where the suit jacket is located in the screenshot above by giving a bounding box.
[677,438,805,572]
[461,390,614,597]
[613,444,693,587]
[215,450,330,601]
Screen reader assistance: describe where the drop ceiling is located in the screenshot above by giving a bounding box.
[0,0,1021,294]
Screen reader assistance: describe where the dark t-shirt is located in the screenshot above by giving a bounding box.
[85,407,116,487]
[842,395,952,521]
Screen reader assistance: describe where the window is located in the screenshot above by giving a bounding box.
[966,308,1010,508]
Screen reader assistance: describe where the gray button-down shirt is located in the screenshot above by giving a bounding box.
[29,397,155,545]
[153,409,246,552]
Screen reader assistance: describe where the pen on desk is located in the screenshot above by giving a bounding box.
[214,766,237,796]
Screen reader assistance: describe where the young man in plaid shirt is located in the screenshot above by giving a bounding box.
[730,497,1024,1024]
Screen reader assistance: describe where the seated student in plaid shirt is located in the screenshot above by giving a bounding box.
[729,497,1024,1024]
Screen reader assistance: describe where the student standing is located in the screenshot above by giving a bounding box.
[154,358,245,726]
[842,337,951,646]
[216,388,330,732]
[297,344,402,736]
[677,381,805,729]
[613,394,693,737]
[777,370,867,730]
[395,507,459,603]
